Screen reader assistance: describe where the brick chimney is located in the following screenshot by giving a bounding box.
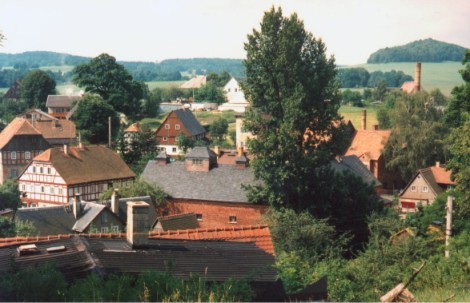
[73,194,81,219]
[415,62,421,92]
[361,110,367,131]
[111,189,119,215]
[126,201,149,248]
[235,147,248,169]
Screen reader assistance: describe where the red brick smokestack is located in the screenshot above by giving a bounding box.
[415,62,421,92]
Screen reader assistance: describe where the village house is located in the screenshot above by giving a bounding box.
[123,122,142,144]
[344,110,403,193]
[3,80,21,101]
[45,95,82,119]
[0,118,51,184]
[154,108,207,156]
[20,109,77,146]
[0,201,281,301]
[398,162,456,213]
[218,77,250,113]
[18,145,136,207]
[141,146,268,228]
[180,75,207,89]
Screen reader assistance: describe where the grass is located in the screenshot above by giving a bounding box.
[413,287,470,302]
[146,81,185,90]
[342,62,464,96]
[339,105,378,130]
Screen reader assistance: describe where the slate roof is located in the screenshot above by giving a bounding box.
[0,233,277,283]
[0,117,43,149]
[13,202,113,235]
[45,95,82,108]
[173,109,206,136]
[141,161,255,203]
[186,146,216,159]
[99,196,156,228]
[345,129,391,161]
[30,145,136,185]
[153,213,199,231]
[330,155,381,187]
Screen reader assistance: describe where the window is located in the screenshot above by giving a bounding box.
[175,124,180,130]
[47,168,51,174]
[32,167,36,173]
[163,136,168,141]
[172,147,177,153]
[196,214,203,221]
[25,152,31,160]
[192,159,202,165]
[41,186,44,193]
[21,184,26,191]
[111,225,119,233]
[10,169,18,178]
[229,216,237,223]
[50,187,54,194]
[40,167,43,174]
[11,152,17,160]
[59,188,63,195]
[165,124,170,129]
[101,227,109,233]
[411,185,417,192]
[422,186,429,192]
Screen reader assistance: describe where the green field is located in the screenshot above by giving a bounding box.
[40,65,76,73]
[342,62,464,96]
[339,105,378,130]
[146,80,185,90]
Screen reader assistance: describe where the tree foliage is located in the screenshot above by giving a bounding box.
[445,50,470,128]
[73,94,119,144]
[195,82,225,104]
[210,118,229,141]
[117,126,158,175]
[20,69,56,109]
[72,53,144,119]
[0,179,22,210]
[383,91,448,181]
[99,179,167,208]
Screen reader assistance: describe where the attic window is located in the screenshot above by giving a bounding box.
[165,124,170,129]
[196,214,203,221]
[175,124,180,130]
[422,186,429,192]
[229,216,237,224]
[411,186,417,192]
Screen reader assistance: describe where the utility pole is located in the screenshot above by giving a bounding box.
[108,116,111,148]
[445,195,453,258]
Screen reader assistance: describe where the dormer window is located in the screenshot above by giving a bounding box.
[229,216,237,223]
[196,214,203,221]
[192,159,202,165]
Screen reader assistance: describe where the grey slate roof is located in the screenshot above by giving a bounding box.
[14,202,111,235]
[185,146,214,159]
[45,95,82,108]
[98,196,156,227]
[0,236,277,285]
[174,109,206,136]
[330,155,381,187]
[141,161,256,203]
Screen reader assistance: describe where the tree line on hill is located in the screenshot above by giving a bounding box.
[367,38,467,63]
[338,67,413,88]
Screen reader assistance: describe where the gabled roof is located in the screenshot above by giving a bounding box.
[330,155,381,187]
[13,202,115,235]
[180,75,207,89]
[124,122,142,133]
[185,146,215,159]
[154,213,199,231]
[345,129,391,161]
[31,120,76,140]
[29,145,136,185]
[399,165,456,198]
[99,196,156,228]
[0,117,43,149]
[45,95,82,108]
[21,108,58,121]
[142,161,256,203]
[173,109,206,136]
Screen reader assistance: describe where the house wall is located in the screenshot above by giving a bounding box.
[399,173,437,213]
[0,135,50,184]
[159,198,268,228]
[235,117,254,149]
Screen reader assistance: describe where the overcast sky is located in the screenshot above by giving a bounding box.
[1,0,469,65]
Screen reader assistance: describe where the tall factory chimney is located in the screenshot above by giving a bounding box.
[415,62,421,92]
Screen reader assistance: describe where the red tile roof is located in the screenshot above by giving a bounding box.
[32,120,76,140]
[345,130,391,161]
[429,166,455,185]
[0,118,42,149]
[31,145,136,185]
[0,225,275,255]
[124,122,142,133]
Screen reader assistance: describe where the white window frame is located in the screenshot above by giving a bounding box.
[229,216,237,224]
[165,123,170,129]
[11,151,17,160]
[175,124,180,130]
[25,152,31,160]
[162,136,168,141]
[411,185,417,192]
[196,214,203,221]
[422,186,429,192]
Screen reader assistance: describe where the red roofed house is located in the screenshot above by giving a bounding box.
[18,145,136,207]
[124,122,142,144]
[0,118,51,184]
[398,162,456,213]
[155,108,207,155]
[401,62,422,94]
[344,111,403,193]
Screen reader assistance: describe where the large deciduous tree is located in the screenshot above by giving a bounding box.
[72,53,144,119]
[242,7,343,212]
[73,94,119,144]
[445,50,470,128]
[20,70,56,109]
[383,91,448,181]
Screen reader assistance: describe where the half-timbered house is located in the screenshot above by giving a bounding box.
[18,145,136,207]
[0,118,51,184]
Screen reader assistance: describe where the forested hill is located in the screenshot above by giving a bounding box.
[0,51,245,79]
[367,38,467,63]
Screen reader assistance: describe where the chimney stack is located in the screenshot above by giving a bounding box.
[415,62,421,92]
[63,144,68,156]
[361,110,367,131]
[73,194,81,219]
[126,201,149,248]
[214,146,221,158]
[235,147,248,169]
[436,161,441,168]
[111,189,119,215]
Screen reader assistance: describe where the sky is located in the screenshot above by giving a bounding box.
[1,0,469,65]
